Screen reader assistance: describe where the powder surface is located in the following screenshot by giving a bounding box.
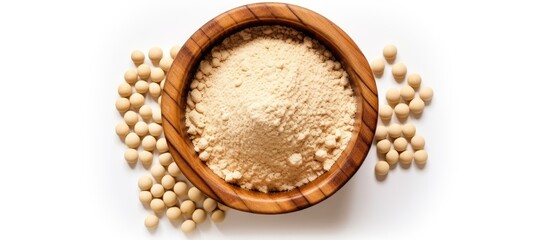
[185,26,357,193]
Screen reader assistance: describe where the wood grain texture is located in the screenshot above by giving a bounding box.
[161,2,378,214]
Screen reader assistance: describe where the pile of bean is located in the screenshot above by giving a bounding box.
[115,46,227,233]
[370,44,434,178]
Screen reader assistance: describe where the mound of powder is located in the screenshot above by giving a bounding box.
[185,25,357,193]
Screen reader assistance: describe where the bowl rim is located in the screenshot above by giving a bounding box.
[161,2,378,214]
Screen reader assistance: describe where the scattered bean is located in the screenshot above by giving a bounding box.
[388,124,402,138]
[149,83,161,98]
[159,57,173,72]
[407,73,422,89]
[393,137,408,152]
[123,111,139,126]
[129,93,145,109]
[118,82,132,98]
[370,58,385,76]
[394,103,410,119]
[173,182,188,196]
[161,175,176,190]
[379,105,393,121]
[386,88,400,105]
[115,121,130,137]
[134,121,149,137]
[115,98,130,113]
[124,69,138,85]
[137,64,151,80]
[400,85,415,101]
[375,126,387,140]
[180,200,196,215]
[150,183,165,198]
[124,149,138,164]
[419,87,433,102]
[125,132,140,149]
[392,63,407,81]
[150,198,165,212]
[144,215,159,229]
[139,151,153,166]
[159,153,173,167]
[188,187,204,202]
[399,150,413,165]
[139,191,153,205]
[414,150,428,165]
[383,44,397,62]
[141,135,156,151]
[148,47,163,63]
[163,191,177,207]
[138,176,153,191]
[135,80,149,94]
[181,220,196,233]
[150,68,164,83]
[402,123,416,139]
[167,206,182,221]
[170,45,181,59]
[148,123,162,137]
[375,161,390,176]
[150,165,165,180]
[411,135,425,150]
[376,139,391,154]
[385,149,399,165]
[167,162,181,177]
[409,97,425,114]
[152,108,162,124]
[156,138,168,153]
[131,50,145,65]
[192,209,207,224]
[210,209,225,223]
[203,198,217,212]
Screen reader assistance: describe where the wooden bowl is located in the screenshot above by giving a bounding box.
[161,2,378,214]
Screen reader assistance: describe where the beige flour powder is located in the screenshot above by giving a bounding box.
[185,25,357,192]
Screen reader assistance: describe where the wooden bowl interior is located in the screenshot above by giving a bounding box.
[162,2,378,214]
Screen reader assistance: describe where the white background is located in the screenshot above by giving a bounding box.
[1,0,548,239]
